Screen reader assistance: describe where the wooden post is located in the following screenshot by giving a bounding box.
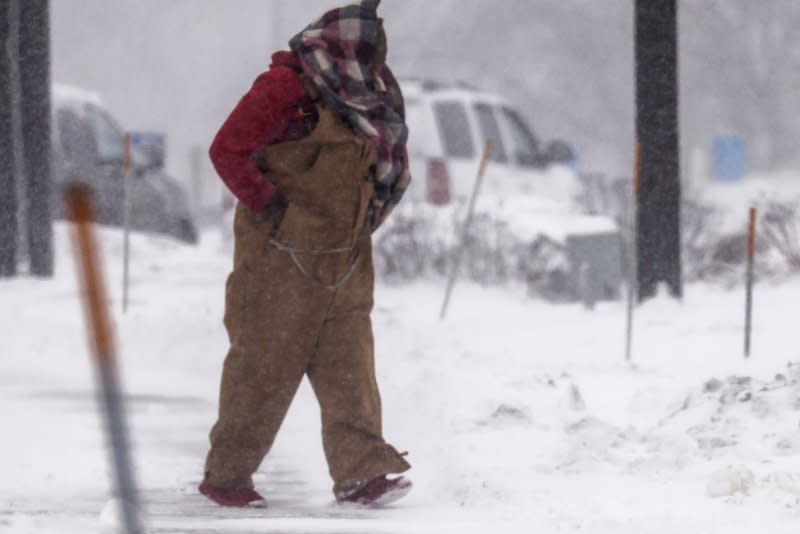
[625,142,642,361]
[65,184,145,534]
[440,140,492,320]
[744,207,756,358]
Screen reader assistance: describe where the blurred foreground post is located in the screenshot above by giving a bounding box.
[440,140,492,320]
[122,134,132,313]
[65,185,145,534]
[0,0,18,277]
[744,207,756,358]
[625,143,642,361]
[635,0,682,300]
[19,0,54,276]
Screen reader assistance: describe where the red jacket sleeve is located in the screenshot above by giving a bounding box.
[209,66,306,212]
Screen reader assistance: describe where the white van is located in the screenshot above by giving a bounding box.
[400,78,577,206]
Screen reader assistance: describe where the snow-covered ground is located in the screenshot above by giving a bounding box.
[3,222,800,533]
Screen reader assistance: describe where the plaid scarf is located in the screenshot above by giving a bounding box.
[289,0,410,229]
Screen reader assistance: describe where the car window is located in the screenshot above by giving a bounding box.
[500,107,541,167]
[473,103,508,163]
[433,101,475,159]
[85,104,125,164]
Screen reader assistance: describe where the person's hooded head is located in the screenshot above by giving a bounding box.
[290,0,390,94]
[289,0,411,229]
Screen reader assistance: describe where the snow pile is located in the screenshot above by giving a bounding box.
[658,364,800,459]
[706,465,756,498]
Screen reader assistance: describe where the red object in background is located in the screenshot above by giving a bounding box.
[208,51,308,213]
[426,158,451,205]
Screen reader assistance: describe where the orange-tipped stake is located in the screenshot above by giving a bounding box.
[65,184,145,534]
[66,184,115,364]
[440,139,492,320]
[625,142,642,362]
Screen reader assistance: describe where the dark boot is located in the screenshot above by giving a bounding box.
[338,475,412,506]
[198,482,267,508]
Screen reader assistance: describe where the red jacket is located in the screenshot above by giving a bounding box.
[209,51,311,212]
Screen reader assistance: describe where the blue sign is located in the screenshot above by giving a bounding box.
[129,131,166,170]
[713,136,747,182]
[129,132,165,150]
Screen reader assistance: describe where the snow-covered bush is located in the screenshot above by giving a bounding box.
[760,198,800,272]
[681,194,738,283]
[571,173,783,285]
[373,198,574,300]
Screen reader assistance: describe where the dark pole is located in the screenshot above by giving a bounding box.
[0,0,19,277]
[19,0,54,277]
[635,0,682,300]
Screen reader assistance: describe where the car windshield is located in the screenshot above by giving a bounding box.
[473,103,508,163]
[85,103,125,164]
[501,107,541,167]
[433,100,475,159]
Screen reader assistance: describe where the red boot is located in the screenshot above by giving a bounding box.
[338,476,412,506]
[198,482,267,508]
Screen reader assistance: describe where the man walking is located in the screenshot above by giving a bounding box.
[199,0,412,508]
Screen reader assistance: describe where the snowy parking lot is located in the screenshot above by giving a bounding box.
[3,224,800,533]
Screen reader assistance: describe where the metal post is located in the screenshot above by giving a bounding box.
[19,0,54,277]
[122,134,132,313]
[635,0,682,300]
[9,0,27,272]
[0,0,18,277]
[744,207,756,358]
[625,143,641,361]
[440,140,492,320]
[65,184,145,534]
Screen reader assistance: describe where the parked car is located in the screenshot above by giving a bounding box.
[51,84,197,243]
[399,78,577,205]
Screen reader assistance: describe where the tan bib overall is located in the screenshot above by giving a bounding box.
[204,89,410,497]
